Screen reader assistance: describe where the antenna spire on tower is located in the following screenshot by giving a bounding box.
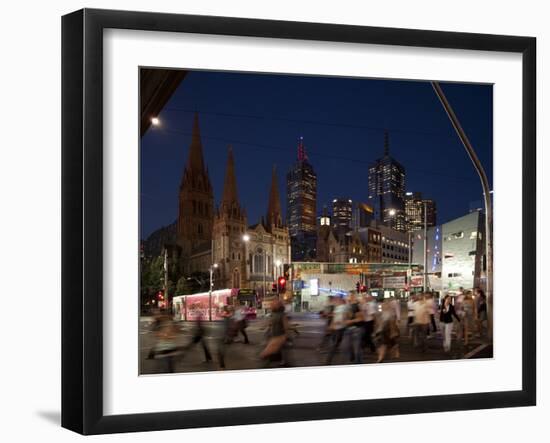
[384,129,390,156]
[297,136,307,162]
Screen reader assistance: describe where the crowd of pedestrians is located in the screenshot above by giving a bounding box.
[145,287,489,372]
[318,286,488,364]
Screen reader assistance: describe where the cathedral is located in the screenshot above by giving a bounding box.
[176,113,290,294]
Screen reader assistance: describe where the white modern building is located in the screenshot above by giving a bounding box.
[441,210,485,293]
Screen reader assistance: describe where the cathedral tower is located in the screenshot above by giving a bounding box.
[212,146,247,289]
[266,165,283,229]
[176,113,214,257]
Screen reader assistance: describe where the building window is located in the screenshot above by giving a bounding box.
[253,250,264,274]
[232,269,240,288]
[470,231,478,240]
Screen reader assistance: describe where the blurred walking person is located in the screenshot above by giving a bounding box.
[217,306,236,370]
[462,292,476,346]
[260,299,289,366]
[406,295,416,338]
[234,306,250,344]
[183,313,212,363]
[326,297,349,365]
[475,288,488,338]
[346,292,366,364]
[361,294,377,354]
[147,312,181,373]
[440,295,461,353]
[318,296,335,352]
[412,294,430,352]
[375,300,400,363]
[425,293,438,336]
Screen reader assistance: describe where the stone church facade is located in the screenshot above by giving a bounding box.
[174,113,290,293]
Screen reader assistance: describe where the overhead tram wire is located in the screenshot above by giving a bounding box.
[156,127,484,183]
[163,106,461,142]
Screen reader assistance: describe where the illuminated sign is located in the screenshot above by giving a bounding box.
[309,278,319,296]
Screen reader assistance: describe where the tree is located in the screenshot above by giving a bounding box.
[140,255,164,311]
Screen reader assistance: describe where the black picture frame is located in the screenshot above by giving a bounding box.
[62,8,536,435]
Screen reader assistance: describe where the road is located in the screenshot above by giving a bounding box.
[140,312,492,374]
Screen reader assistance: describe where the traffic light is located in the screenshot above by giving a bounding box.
[278,276,286,292]
[360,285,367,293]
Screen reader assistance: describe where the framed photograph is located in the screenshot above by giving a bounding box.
[62,8,536,435]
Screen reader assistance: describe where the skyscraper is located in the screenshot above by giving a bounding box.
[332,198,353,233]
[286,137,317,261]
[368,131,406,232]
[352,202,375,230]
[405,192,437,232]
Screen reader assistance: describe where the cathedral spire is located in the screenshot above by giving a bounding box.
[266,164,283,228]
[221,145,239,209]
[383,129,390,157]
[186,112,205,172]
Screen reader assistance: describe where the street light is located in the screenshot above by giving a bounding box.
[208,262,218,321]
[151,116,160,126]
[431,81,493,340]
[389,209,396,216]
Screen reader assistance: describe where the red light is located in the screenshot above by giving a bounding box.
[278,277,286,285]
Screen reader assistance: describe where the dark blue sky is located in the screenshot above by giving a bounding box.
[140,71,492,239]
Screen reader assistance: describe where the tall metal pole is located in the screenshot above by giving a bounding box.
[408,231,412,293]
[431,81,493,340]
[208,238,213,321]
[208,265,213,322]
[264,248,267,298]
[423,201,428,292]
[163,247,169,309]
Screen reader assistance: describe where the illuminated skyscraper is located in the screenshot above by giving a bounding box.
[405,192,437,232]
[352,202,375,230]
[332,197,353,233]
[368,131,406,232]
[286,137,317,261]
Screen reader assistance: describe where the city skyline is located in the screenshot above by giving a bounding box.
[140,70,493,240]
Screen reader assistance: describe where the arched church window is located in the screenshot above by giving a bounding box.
[232,269,240,289]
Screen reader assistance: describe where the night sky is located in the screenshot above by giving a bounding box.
[140,71,493,239]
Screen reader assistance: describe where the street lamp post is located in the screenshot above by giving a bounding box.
[408,231,412,294]
[431,81,493,340]
[423,200,428,292]
[208,263,218,321]
[275,259,282,296]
